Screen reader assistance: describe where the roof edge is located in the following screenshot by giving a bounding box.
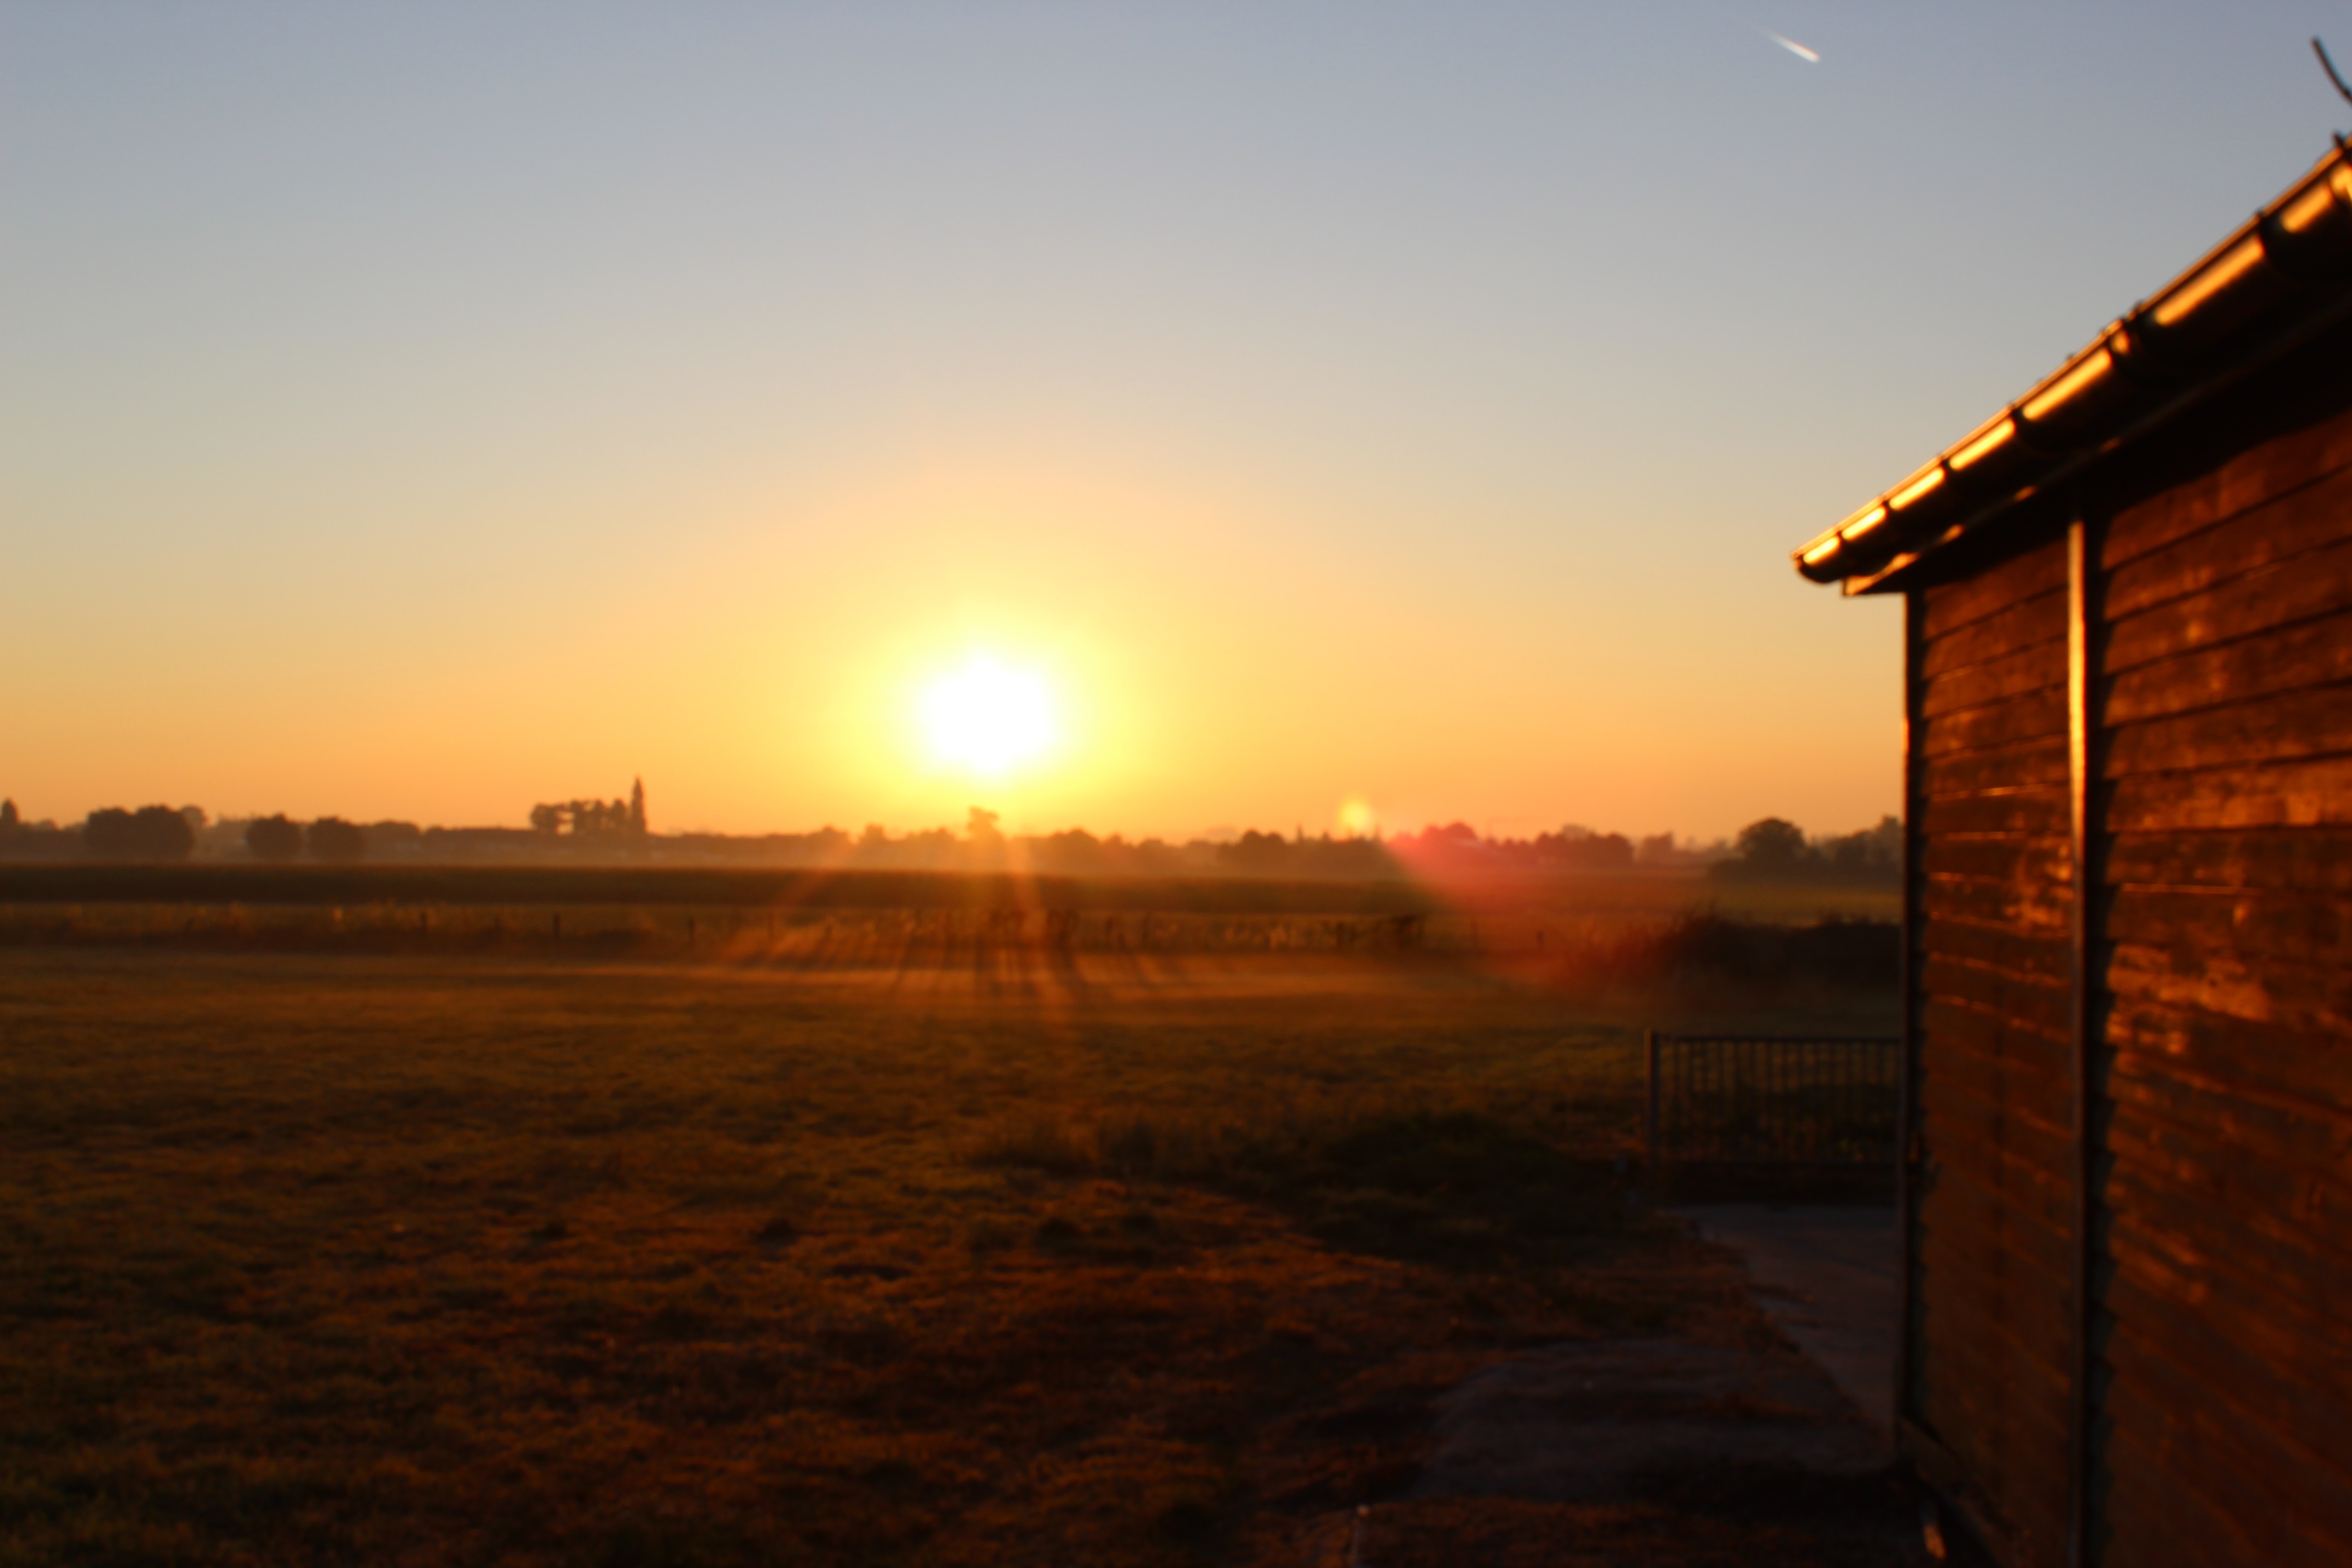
[1796,140,2352,592]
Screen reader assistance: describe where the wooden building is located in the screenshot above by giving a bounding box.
[1793,142,2352,1568]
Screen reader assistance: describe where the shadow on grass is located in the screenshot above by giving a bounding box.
[978,1107,1643,1273]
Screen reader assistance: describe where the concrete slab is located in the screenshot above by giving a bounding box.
[1411,1337,1889,1503]
[1676,1203,1900,1435]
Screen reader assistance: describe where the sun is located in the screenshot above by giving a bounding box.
[917,655,1059,779]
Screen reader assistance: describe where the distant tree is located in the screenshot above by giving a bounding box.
[1733,817,1809,872]
[629,777,647,835]
[0,799,17,833]
[966,807,1003,844]
[365,821,424,859]
[902,827,959,867]
[530,803,563,835]
[246,815,304,862]
[1222,829,1294,873]
[1536,827,1634,871]
[1817,815,1901,883]
[1636,832,1677,866]
[306,817,367,863]
[1037,828,1106,874]
[83,804,196,862]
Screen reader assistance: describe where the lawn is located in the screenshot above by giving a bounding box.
[0,948,1901,1567]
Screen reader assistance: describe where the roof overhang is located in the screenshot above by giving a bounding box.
[1796,140,2352,595]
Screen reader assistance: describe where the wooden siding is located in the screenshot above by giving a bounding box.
[2089,395,2352,1568]
[1911,533,2077,1567]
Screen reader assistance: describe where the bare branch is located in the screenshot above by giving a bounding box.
[2316,37,2352,110]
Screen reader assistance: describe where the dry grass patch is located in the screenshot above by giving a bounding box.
[0,950,1890,1567]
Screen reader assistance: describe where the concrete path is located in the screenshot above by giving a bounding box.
[1353,1203,1947,1566]
[1411,1336,1888,1502]
[1676,1202,1901,1435]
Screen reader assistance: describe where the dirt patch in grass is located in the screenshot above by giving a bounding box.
[0,949,1897,1566]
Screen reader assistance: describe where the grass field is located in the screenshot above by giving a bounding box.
[0,947,1902,1567]
[0,862,1896,980]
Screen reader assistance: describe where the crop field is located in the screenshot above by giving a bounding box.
[0,863,1896,975]
[0,945,1906,1567]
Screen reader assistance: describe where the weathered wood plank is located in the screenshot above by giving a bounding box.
[2105,827,2352,893]
[1921,1176,2073,1281]
[1919,737,2073,797]
[2103,682,2352,781]
[2104,535,2352,675]
[2106,885,2352,970]
[1923,588,2068,681]
[2106,936,2352,1034]
[1923,994,2073,1085]
[1923,534,2070,640]
[2106,754,2352,833]
[1919,1134,2075,1265]
[1922,637,2068,718]
[2101,1393,2335,1568]
[2104,1071,2352,1266]
[1921,955,2073,1036]
[1922,871,2072,934]
[1913,1224,2077,1371]
[2102,1279,2352,1533]
[2104,457,2352,619]
[1922,989,2073,1072]
[1921,833,2071,888]
[1911,1274,2073,1512]
[2107,1140,2352,1336]
[2107,996,2352,1118]
[1929,1040,2076,1136]
[2103,398,2352,570]
[1918,1365,2071,1568]
[2102,1178,2352,1392]
[2104,610,2352,727]
[1921,686,2070,759]
[1919,789,2069,838]
[1920,916,2073,985]
[1921,958,2073,1040]
[2103,1247,2352,1433]
[1920,1078,2074,1200]
[2103,1435,2276,1568]
[2107,1174,2352,1352]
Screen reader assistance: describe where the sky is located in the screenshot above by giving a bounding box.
[6,1,2349,842]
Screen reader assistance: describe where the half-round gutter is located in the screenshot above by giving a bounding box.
[1796,140,2352,594]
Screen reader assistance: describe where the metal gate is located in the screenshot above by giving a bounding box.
[1645,1031,1899,1166]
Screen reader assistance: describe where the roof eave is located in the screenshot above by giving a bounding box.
[1796,141,2352,593]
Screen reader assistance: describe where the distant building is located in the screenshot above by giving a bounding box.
[1793,143,2352,1567]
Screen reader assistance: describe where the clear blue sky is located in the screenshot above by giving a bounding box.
[5,2,2347,838]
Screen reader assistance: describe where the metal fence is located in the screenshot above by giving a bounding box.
[1645,1031,1900,1166]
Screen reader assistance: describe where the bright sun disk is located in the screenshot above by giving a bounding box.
[918,656,1058,778]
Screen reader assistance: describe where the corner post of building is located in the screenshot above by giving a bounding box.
[1894,587,1924,1442]
[2065,507,2102,1568]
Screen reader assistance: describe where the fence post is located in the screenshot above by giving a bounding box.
[1646,1029,1661,1169]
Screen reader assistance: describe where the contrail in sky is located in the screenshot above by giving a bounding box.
[1767,32,1821,63]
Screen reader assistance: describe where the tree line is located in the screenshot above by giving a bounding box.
[1706,815,1901,885]
[0,791,1898,884]
[0,803,381,863]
